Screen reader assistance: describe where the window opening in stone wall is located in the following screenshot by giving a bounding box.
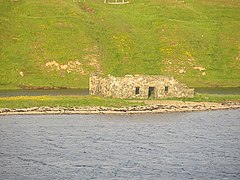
[135,87,140,95]
[148,87,155,98]
[165,85,169,93]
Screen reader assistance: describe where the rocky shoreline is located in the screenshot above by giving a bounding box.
[0,101,239,116]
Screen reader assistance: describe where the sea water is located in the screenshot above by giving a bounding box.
[0,110,239,179]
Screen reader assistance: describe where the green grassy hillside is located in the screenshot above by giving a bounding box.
[0,0,239,89]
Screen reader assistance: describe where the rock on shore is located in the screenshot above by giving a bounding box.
[0,101,239,115]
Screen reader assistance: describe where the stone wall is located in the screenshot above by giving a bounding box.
[90,74,194,99]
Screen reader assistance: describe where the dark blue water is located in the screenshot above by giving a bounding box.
[0,110,240,179]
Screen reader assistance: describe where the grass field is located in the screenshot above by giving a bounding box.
[0,95,144,108]
[0,94,239,109]
[162,93,240,103]
[0,0,239,89]
[0,93,240,109]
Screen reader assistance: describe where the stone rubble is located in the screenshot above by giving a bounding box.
[0,101,239,115]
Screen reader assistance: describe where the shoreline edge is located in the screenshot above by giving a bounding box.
[1,101,239,116]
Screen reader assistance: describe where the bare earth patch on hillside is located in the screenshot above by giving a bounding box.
[45,60,85,74]
[44,46,102,75]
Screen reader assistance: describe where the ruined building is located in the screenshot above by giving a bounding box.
[89,74,194,99]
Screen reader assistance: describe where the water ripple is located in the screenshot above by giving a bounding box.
[0,109,239,179]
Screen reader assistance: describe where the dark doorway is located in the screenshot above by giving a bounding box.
[148,87,155,98]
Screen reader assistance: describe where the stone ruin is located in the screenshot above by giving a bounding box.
[89,74,194,99]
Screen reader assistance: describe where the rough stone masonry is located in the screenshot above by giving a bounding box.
[90,74,194,99]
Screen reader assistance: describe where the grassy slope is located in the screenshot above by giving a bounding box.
[0,0,239,89]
